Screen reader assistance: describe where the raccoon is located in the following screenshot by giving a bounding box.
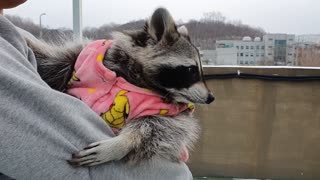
[25,8,214,166]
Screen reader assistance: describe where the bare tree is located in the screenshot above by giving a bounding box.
[5,13,265,50]
[296,45,320,67]
[201,11,226,23]
[187,11,265,49]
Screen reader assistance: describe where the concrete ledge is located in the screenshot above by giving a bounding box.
[203,66,320,76]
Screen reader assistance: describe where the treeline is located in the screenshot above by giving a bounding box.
[5,11,265,49]
[187,11,265,49]
[5,15,73,44]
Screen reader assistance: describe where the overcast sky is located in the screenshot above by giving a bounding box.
[5,0,320,35]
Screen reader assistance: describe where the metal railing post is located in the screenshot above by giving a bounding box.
[73,0,83,40]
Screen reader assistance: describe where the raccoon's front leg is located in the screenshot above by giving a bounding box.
[68,132,140,166]
[69,114,199,166]
[124,114,200,164]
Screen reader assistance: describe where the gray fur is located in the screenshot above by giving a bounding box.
[122,114,200,163]
[24,8,213,166]
[25,38,88,91]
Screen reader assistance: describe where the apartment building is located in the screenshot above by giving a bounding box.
[212,34,296,66]
[264,34,295,65]
[296,34,320,44]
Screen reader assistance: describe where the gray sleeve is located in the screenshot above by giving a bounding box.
[0,15,192,180]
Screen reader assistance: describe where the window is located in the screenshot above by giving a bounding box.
[240,53,244,57]
[275,40,287,46]
[268,53,273,55]
[256,53,260,57]
[250,61,254,64]
[245,53,249,57]
[261,53,265,57]
[250,53,254,57]
[245,61,248,64]
[289,38,294,41]
[288,53,293,56]
[217,44,225,48]
[256,46,260,50]
[225,44,233,48]
[251,46,254,50]
[240,60,243,64]
[236,46,239,49]
[268,46,273,48]
[241,46,244,50]
[261,46,265,49]
[246,46,249,49]
[269,38,273,41]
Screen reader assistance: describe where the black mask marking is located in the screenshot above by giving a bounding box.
[155,65,200,89]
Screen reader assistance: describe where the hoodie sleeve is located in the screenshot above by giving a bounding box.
[0,15,192,180]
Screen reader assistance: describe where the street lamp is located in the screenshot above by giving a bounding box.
[39,13,46,39]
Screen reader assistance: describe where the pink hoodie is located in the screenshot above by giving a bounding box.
[67,40,193,133]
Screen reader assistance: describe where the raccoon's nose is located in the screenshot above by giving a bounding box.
[206,92,215,104]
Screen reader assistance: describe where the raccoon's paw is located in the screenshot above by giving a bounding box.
[68,137,131,167]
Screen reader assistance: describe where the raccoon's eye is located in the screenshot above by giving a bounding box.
[188,66,197,74]
[155,65,200,89]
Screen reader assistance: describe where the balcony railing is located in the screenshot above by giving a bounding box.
[189,66,320,180]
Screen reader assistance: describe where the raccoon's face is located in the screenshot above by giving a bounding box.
[110,8,214,104]
[141,8,214,104]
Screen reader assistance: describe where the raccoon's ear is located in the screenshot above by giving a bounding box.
[148,8,179,44]
[177,26,188,36]
[177,25,191,41]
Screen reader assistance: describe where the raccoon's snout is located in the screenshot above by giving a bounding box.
[206,92,215,104]
[170,82,214,105]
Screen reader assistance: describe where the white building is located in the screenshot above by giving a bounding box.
[201,49,237,65]
[296,34,320,44]
[216,36,265,65]
[263,34,295,66]
[201,50,216,65]
[212,34,296,66]
[215,47,238,65]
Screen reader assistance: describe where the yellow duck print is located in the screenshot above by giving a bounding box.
[101,90,130,129]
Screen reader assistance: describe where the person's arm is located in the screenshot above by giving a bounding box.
[0,15,192,180]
